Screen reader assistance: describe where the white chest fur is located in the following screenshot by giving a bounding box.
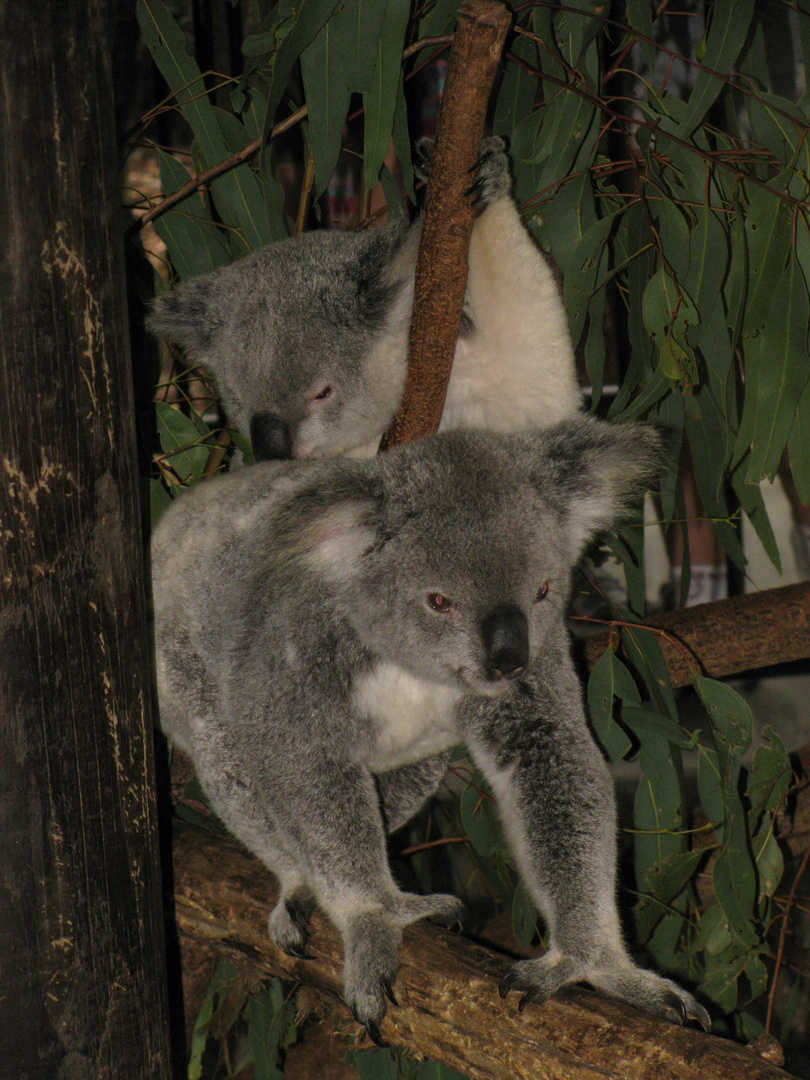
[353,662,463,772]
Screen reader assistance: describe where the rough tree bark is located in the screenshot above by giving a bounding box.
[0,0,173,1076]
[380,0,512,449]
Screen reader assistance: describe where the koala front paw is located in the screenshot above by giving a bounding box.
[599,965,711,1031]
[343,911,402,1044]
[500,952,711,1032]
[268,895,314,959]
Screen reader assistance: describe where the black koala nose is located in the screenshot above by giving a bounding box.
[482,607,529,680]
[250,413,293,461]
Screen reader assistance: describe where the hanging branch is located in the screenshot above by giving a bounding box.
[379,0,512,449]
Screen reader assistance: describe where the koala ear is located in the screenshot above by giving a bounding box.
[535,418,662,553]
[146,275,223,361]
[283,469,383,585]
[302,497,378,583]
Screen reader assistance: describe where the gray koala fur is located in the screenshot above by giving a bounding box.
[152,417,711,1038]
[147,137,581,461]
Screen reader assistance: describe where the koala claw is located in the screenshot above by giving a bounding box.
[279,940,311,961]
[381,976,398,1007]
[268,895,312,958]
[365,1020,387,1048]
[519,988,544,1013]
[663,990,686,1024]
[664,991,711,1033]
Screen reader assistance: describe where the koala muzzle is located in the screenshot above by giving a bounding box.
[482,607,529,680]
[250,412,294,461]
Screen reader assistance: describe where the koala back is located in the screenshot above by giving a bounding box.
[152,417,659,765]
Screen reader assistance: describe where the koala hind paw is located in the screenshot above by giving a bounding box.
[400,891,468,931]
[467,135,511,211]
[499,953,581,1009]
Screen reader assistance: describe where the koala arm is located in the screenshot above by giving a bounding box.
[374,753,451,834]
[462,635,710,1030]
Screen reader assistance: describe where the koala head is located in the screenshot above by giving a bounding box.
[286,418,660,695]
[147,226,415,461]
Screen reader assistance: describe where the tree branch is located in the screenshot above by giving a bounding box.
[582,582,810,689]
[380,0,512,448]
[170,821,799,1080]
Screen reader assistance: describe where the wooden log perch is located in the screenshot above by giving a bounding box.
[380,0,511,449]
[171,821,798,1080]
[582,581,810,689]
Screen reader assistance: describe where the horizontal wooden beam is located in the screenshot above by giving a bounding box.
[582,582,810,688]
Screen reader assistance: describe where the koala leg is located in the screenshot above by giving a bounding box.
[286,758,465,1039]
[465,647,711,1031]
[375,753,451,833]
[190,747,315,957]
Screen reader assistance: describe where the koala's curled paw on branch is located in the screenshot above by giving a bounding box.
[342,893,466,1038]
[267,895,314,959]
[499,954,712,1032]
[413,134,512,214]
[465,136,513,210]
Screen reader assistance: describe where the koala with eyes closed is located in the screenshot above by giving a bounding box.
[146,137,581,462]
[152,416,711,1040]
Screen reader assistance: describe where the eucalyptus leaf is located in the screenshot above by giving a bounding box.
[300,20,353,197]
[511,880,538,950]
[674,0,756,139]
[586,647,634,762]
[155,400,214,486]
[363,0,411,190]
[745,249,810,483]
[694,676,758,946]
[460,782,499,859]
[152,151,230,280]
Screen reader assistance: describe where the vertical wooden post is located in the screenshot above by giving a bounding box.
[0,1,173,1076]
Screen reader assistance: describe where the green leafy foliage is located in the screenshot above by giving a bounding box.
[136,0,810,1071]
[187,963,297,1080]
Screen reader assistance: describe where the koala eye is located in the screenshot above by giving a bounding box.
[536,581,549,601]
[427,592,453,613]
[312,385,333,402]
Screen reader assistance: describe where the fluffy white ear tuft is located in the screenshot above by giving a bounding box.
[303,498,377,583]
[537,419,662,556]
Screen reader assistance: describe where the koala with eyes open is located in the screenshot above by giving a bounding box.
[152,417,711,1040]
[146,137,582,462]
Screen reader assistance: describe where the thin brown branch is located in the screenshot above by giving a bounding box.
[295,148,315,237]
[380,0,512,448]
